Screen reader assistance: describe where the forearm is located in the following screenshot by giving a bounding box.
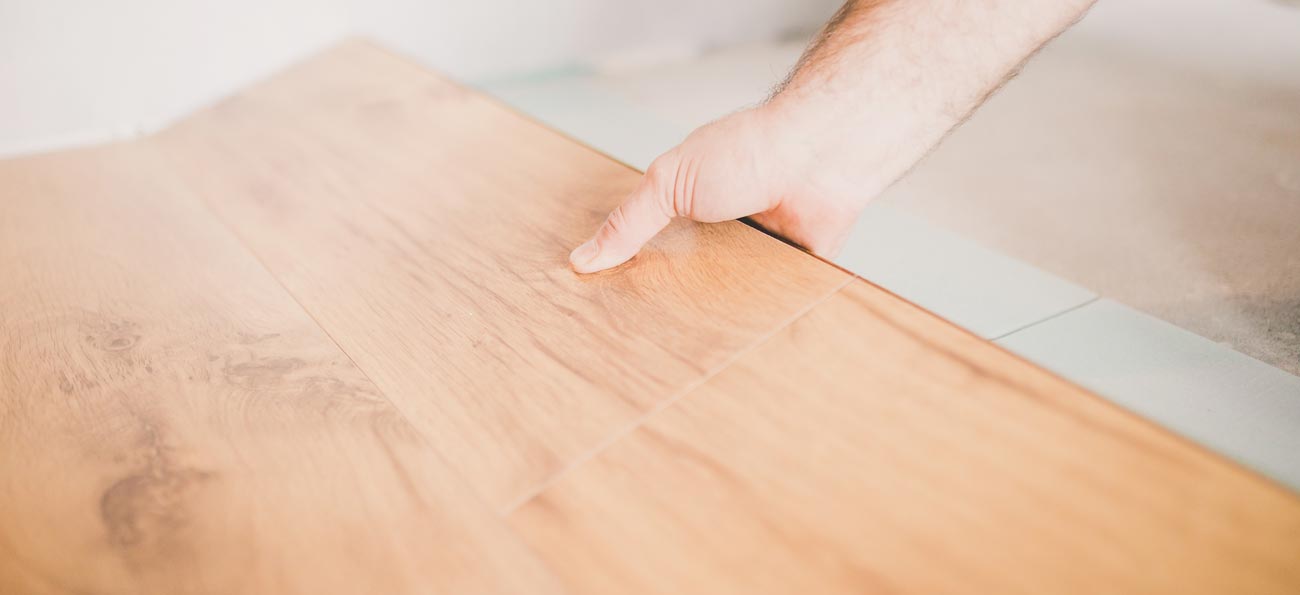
[768,0,1096,175]
[570,0,1098,272]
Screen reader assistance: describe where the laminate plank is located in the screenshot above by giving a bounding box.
[0,145,563,594]
[153,40,851,508]
[511,281,1300,594]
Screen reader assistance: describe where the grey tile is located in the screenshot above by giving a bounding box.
[997,298,1300,492]
[478,74,686,170]
[838,203,1098,339]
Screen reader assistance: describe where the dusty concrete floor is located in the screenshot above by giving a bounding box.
[885,34,1300,375]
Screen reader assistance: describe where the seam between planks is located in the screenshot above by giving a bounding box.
[500,273,858,515]
[201,203,425,436]
[147,144,578,590]
[988,295,1100,341]
[155,141,458,470]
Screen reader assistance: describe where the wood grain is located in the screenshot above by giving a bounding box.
[6,39,1298,593]
[152,40,851,508]
[511,281,1300,594]
[0,145,563,594]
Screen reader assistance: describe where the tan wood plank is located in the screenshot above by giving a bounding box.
[153,40,851,508]
[0,145,564,595]
[511,281,1300,594]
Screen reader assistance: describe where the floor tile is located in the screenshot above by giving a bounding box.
[479,75,684,170]
[841,203,1097,339]
[998,298,1300,492]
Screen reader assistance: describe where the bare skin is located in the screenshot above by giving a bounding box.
[570,0,1098,273]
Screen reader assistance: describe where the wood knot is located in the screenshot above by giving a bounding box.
[83,318,142,352]
[99,417,214,552]
[222,356,306,389]
[100,466,213,549]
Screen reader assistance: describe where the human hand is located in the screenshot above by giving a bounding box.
[568,103,893,274]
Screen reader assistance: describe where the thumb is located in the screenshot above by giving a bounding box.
[570,171,674,273]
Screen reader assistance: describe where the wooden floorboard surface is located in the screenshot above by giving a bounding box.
[3,39,1298,594]
[152,40,851,508]
[0,145,562,594]
[511,281,1300,594]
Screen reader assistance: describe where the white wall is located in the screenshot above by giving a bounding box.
[354,0,840,81]
[0,0,839,157]
[0,0,350,156]
[4,0,1294,158]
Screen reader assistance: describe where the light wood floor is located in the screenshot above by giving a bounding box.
[2,40,1298,594]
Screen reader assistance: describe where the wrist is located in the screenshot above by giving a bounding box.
[758,84,949,186]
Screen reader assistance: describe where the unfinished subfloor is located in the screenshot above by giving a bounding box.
[891,33,1300,376]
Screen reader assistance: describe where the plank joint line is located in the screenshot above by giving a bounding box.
[180,169,444,465]
[499,274,857,515]
[989,295,1101,341]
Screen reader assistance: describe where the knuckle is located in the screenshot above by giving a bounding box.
[644,160,681,220]
[673,156,697,218]
[646,152,675,178]
[603,205,631,236]
[658,185,679,220]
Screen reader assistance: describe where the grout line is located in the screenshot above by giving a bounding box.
[988,296,1101,342]
[499,273,857,515]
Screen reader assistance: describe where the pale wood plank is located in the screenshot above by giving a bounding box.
[511,281,1300,594]
[0,145,564,594]
[153,40,851,508]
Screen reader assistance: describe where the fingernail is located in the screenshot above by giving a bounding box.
[569,239,598,267]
